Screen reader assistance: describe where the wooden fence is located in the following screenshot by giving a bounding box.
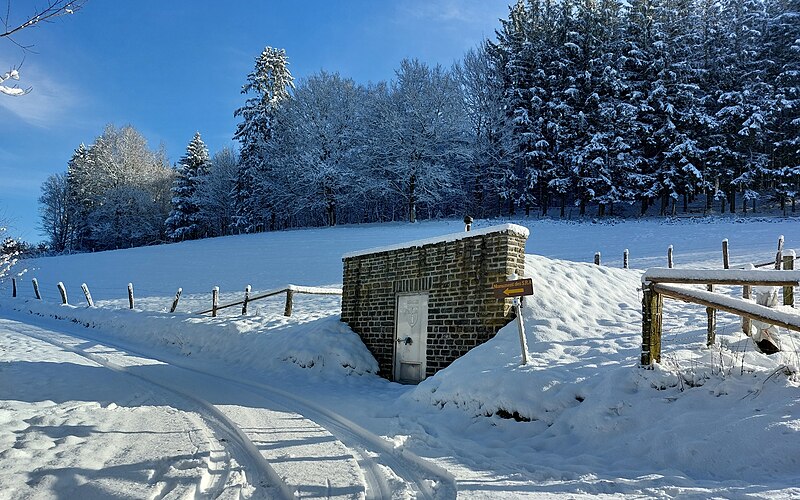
[195,284,343,317]
[640,268,800,365]
[7,278,342,318]
[596,235,798,270]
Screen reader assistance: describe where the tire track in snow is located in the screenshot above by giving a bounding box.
[3,319,288,500]
[3,311,457,499]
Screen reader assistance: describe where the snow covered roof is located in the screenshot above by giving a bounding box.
[342,223,530,259]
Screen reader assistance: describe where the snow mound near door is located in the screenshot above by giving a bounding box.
[407,254,643,421]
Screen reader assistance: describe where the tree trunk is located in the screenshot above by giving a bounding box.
[641,198,649,216]
[579,199,586,216]
[598,204,606,217]
[729,189,736,213]
[683,193,688,213]
[408,173,417,223]
[560,195,566,218]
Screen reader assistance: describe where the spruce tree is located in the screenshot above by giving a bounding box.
[233,47,294,232]
[166,132,210,241]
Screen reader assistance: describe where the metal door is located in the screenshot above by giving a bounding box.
[394,293,429,383]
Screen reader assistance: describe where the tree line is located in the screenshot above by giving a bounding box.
[39,0,800,252]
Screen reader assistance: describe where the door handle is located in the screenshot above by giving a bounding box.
[396,336,413,345]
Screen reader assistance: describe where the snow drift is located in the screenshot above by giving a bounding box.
[2,298,378,377]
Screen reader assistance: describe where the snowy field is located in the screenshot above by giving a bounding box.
[1,217,799,498]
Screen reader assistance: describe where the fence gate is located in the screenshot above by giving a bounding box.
[394,293,428,383]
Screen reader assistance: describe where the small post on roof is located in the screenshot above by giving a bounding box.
[463,215,473,232]
[783,250,795,307]
[594,252,601,266]
[623,249,629,269]
[668,245,674,269]
[32,278,41,300]
[127,283,134,309]
[12,278,16,298]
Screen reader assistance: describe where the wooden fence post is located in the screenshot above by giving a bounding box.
[775,235,784,270]
[722,239,729,269]
[12,278,16,298]
[284,288,294,317]
[668,245,674,268]
[783,250,795,307]
[32,278,41,300]
[212,287,219,318]
[128,283,134,309]
[641,283,662,365]
[81,283,94,307]
[242,285,251,315]
[706,284,716,346]
[742,263,754,336]
[623,249,629,269]
[170,288,182,313]
[57,282,68,305]
[594,252,601,265]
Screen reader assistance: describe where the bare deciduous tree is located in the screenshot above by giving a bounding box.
[1,0,87,96]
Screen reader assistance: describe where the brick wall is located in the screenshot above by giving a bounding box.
[341,225,528,381]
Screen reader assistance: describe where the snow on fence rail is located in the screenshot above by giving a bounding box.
[7,277,342,319]
[641,268,800,286]
[640,265,800,366]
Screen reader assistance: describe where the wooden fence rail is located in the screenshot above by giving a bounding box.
[641,268,800,366]
[5,278,339,319]
[195,284,343,316]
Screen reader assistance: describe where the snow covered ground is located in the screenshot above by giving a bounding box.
[1,217,799,498]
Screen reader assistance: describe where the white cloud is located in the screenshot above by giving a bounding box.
[0,63,84,128]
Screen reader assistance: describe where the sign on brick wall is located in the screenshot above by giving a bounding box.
[492,278,533,298]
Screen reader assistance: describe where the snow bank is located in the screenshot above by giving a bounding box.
[405,253,800,485]
[408,254,644,422]
[0,298,378,377]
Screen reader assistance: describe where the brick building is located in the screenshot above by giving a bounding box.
[341,224,529,383]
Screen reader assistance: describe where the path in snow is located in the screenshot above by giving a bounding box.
[1,312,456,499]
[0,318,254,499]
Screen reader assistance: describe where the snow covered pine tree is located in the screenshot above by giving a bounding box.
[166,132,211,241]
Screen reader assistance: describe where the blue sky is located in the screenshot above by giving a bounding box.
[0,0,509,242]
